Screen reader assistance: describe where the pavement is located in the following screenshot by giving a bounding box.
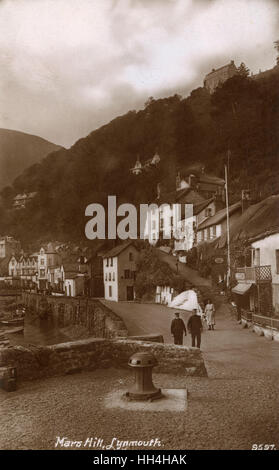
[156,249,212,288]
[101,297,279,376]
[1,290,279,450]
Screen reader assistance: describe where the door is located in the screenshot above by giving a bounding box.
[126,286,134,301]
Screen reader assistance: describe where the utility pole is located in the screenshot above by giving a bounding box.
[225,150,231,289]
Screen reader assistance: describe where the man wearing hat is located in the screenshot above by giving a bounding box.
[171,312,187,345]
[187,308,203,348]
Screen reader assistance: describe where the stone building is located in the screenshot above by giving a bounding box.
[204,60,238,94]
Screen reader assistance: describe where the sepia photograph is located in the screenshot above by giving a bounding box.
[0,0,278,460]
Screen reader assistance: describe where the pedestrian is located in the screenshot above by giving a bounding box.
[187,308,203,348]
[236,303,242,323]
[171,312,187,345]
[204,298,215,330]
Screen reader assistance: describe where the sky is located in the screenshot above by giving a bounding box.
[0,0,278,148]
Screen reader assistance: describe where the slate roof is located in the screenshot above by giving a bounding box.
[103,241,138,259]
[198,201,242,230]
[216,195,279,248]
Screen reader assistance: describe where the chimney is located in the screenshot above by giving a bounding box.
[188,174,197,188]
[214,193,225,212]
[241,189,251,213]
[156,183,161,200]
[176,172,181,191]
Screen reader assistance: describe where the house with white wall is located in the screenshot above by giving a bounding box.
[144,186,205,246]
[8,253,38,287]
[64,273,85,297]
[196,201,242,245]
[103,242,139,302]
[174,196,225,255]
[251,233,279,314]
[215,195,279,318]
[37,243,61,289]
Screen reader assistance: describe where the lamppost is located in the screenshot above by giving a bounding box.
[225,149,231,289]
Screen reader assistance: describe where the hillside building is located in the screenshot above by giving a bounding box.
[13,192,37,209]
[204,60,238,94]
[196,201,242,245]
[0,236,21,259]
[144,168,225,247]
[174,196,225,255]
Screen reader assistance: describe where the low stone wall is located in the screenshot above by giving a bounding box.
[241,319,279,342]
[127,334,164,343]
[0,338,207,381]
[22,292,128,339]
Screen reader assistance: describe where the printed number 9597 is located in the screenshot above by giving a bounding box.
[252,444,276,450]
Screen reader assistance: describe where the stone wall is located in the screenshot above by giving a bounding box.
[0,338,207,381]
[21,292,128,339]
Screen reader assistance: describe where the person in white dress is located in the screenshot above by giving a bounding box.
[204,299,215,330]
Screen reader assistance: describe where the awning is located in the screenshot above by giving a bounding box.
[232,283,252,295]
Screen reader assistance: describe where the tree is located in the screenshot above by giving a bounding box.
[274,40,279,65]
[237,62,250,77]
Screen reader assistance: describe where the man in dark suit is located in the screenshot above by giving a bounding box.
[171,312,187,345]
[187,308,203,348]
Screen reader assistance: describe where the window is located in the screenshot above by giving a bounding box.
[109,272,111,281]
[205,208,212,217]
[276,250,279,274]
[109,286,112,297]
[253,248,260,266]
[106,258,109,267]
[216,225,221,237]
[110,258,113,267]
[112,272,115,281]
[40,258,44,265]
[124,269,130,279]
[129,252,134,261]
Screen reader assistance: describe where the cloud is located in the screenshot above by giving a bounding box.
[0,0,278,147]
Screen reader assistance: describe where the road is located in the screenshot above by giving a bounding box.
[156,248,212,288]
[102,297,279,376]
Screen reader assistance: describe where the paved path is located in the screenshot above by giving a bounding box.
[1,297,279,450]
[156,248,212,288]
[102,298,279,376]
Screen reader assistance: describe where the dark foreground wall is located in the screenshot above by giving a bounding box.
[0,338,207,380]
[22,292,128,338]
